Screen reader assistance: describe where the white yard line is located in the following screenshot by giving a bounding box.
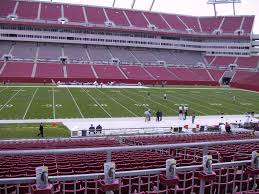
[0,87,8,93]
[52,87,56,119]
[0,88,23,112]
[97,89,138,117]
[22,88,39,119]
[66,88,84,118]
[82,88,112,118]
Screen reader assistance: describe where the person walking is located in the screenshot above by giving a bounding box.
[192,113,196,124]
[38,123,44,138]
[156,111,160,122]
[159,111,163,121]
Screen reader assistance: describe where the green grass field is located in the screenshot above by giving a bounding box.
[0,123,70,139]
[0,86,258,120]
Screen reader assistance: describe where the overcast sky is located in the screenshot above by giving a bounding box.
[37,0,259,33]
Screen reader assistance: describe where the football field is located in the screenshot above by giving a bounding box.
[0,86,258,120]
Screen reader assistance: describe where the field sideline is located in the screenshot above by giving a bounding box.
[0,86,258,120]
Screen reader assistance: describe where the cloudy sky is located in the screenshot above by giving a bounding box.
[37,0,259,33]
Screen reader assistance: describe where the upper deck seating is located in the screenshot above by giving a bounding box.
[105,8,129,26]
[124,10,149,28]
[162,14,186,31]
[178,16,201,32]
[199,17,223,33]
[16,1,39,20]
[40,3,61,21]
[63,4,85,23]
[221,16,242,33]
[143,12,170,30]
[0,0,16,18]
[242,16,254,33]
[85,7,106,24]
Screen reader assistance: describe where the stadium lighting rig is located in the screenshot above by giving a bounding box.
[207,0,241,16]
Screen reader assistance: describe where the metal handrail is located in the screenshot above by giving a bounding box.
[0,160,250,184]
[0,139,258,156]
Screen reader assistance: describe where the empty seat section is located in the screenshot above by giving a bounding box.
[205,56,215,65]
[0,42,12,58]
[40,3,61,21]
[211,57,236,66]
[168,67,198,81]
[169,51,204,65]
[1,62,33,77]
[221,16,242,33]
[35,63,64,78]
[178,16,201,32]
[87,46,111,62]
[151,50,177,64]
[109,47,137,63]
[11,42,36,59]
[162,14,186,31]
[208,69,225,81]
[85,7,106,24]
[131,49,157,64]
[63,45,89,61]
[66,64,95,79]
[121,65,154,80]
[143,12,170,30]
[242,16,254,34]
[231,71,259,85]
[38,44,61,61]
[144,66,178,80]
[63,4,85,22]
[16,1,39,19]
[94,65,125,79]
[189,68,212,81]
[124,10,148,28]
[0,0,16,17]
[199,17,223,33]
[105,8,129,26]
[236,57,259,68]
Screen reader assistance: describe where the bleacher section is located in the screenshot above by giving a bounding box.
[66,64,96,80]
[63,45,89,62]
[11,42,36,60]
[230,71,259,91]
[38,44,62,61]
[16,1,39,20]
[63,4,85,23]
[120,65,155,81]
[208,69,225,82]
[94,65,126,80]
[0,133,258,194]
[0,62,33,78]
[35,63,64,79]
[0,1,254,35]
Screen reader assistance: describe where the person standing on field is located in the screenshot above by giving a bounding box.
[192,113,196,124]
[38,123,44,138]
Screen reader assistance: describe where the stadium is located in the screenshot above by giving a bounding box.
[0,0,259,193]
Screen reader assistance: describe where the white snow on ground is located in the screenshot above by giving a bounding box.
[0,115,258,137]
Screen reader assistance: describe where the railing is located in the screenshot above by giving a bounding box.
[0,160,255,194]
[0,139,258,194]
